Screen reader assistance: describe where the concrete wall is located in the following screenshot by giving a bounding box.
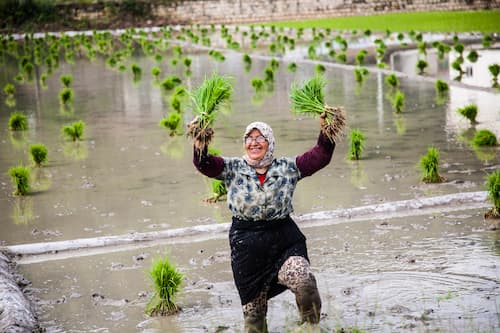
[159,0,498,24]
[71,0,499,25]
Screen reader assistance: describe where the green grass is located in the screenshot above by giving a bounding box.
[270,10,500,33]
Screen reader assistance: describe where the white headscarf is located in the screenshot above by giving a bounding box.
[243,121,275,170]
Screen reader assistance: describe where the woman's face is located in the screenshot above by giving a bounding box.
[245,128,269,161]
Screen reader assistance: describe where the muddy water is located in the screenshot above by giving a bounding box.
[0,40,499,332]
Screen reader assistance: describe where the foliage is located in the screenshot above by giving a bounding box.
[416,59,428,75]
[59,87,74,105]
[347,129,365,160]
[8,164,30,196]
[457,104,478,124]
[0,0,57,29]
[385,74,398,89]
[354,67,369,83]
[60,74,73,88]
[30,143,48,167]
[435,79,449,93]
[62,120,85,141]
[160,75,182,91]
[466,50,479,63]
[8,112,28,131]
[392,90,405,113]
[187,73,233,152]
[472,129,497,147]
[4,83,15,95]
[488,64,499,88]
[486,170,500,216]
[145,256,183,316]
[419,146,445,183]
[290,75,346,143]
[159,112,182,136]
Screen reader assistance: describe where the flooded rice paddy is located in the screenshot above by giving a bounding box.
[0,27,499,332]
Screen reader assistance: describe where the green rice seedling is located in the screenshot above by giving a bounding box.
[347,129,365,160]
[30,143,48,167]
[466,50,479,63]
[419,146,445,183]
[40,73,48,88]
[59,87,74,105]
[392,90,405,113]
[417,41,427,56]
[62,120,85,141]
[315,64,326,74]
[242,53,252,70]
[187,73,233,153]
[452,59,464,81]
[8,164,30,196]
[290,75,346,143]
[160,75,182,92]
[60,74,72,88]
[482,34,493,48]
[485,170,500,218]
[416,59,428,75]
[435,79,449,94]
[336,52,347,64]
[354,67,369,83]
[131,63,142,80]
[287,62,297,72]
[472,129,497,147]
[457,104,478,124]
[159,112,182,136]
[436,42,451,60]
[145,256,184,316]
[251,77,265,93]
[488,64,499,88]
[385,73,398,90]
[264,66,274,82]
[183,57,192,69]
[151,67,161,80]
[355,50,367,66]
[269,58,279,70]
[169,86,187,113]
[4,83,15,96]
[8,112,28,131]
[22,62,34,81]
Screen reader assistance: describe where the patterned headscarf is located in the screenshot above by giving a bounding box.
[243,121,275,169]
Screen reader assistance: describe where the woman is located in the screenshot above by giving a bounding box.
[192,114,335,333]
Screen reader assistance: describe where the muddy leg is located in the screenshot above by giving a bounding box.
[278,256,321,324]
[242,291,268,333]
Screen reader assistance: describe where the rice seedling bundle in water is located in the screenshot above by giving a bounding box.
[146,256,184,316]
[8,164,30,195]
[8,112,28,131]
[30,143,48,167]
[187,73,233,153]
[419,146,445,183]
[473,129,497,147]
[486,170,500,217]
[290,75,346,143]
[159,112,182,136]
[347,129,365,160]
[62,120,85,141]
[457,104,478,124]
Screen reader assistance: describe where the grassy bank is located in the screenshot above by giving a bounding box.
[272,10,500,33]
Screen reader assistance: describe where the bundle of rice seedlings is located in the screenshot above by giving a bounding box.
[159,112,182,136]
[290,75,346,143]
[419,146,445,183]
[8,112,28,131]
[30,143,48,167]
[485,170,500,219]
[62,120,85,141]
[473,129,497,147]
[8,164,30,196]
[457,104,478,124]
[145,256,184,316]
[187,73,233,152]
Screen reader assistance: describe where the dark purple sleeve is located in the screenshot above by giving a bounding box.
[193,146,225,178]
[296,131,335,177]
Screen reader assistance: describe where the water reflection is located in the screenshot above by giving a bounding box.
[11,197,35,225]
[62,141,89,161]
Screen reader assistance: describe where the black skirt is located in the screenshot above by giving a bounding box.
[229,215,308,305]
